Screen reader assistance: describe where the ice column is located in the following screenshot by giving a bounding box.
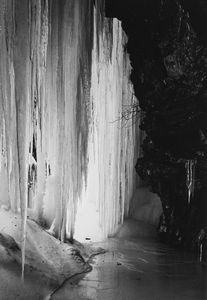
[0,0,139,248]
[74,6,138,241]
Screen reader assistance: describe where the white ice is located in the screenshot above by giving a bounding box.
[0,0,139,276]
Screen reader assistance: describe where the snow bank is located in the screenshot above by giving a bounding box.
[0,209,91,284]
[130,187,163,226]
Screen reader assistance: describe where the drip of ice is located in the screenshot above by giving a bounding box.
[185,160,195,205]
[0,0,139,275]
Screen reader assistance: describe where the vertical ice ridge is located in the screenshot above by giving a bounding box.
[74,5,138,241]
[0,0,139,248]
[13,0,31,280]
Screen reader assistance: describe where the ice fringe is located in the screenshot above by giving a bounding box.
[0,0,139,278]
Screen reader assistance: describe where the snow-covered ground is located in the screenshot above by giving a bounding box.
[0,208,103,299]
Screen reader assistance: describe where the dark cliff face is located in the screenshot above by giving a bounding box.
[106,0,207,258]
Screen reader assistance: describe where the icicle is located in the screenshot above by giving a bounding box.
[13,0,33,280]
[198,229,205,262]
[185,159,195,205]
[1,0,139,248]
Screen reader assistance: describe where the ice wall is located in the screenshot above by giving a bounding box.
[0,0,138,245]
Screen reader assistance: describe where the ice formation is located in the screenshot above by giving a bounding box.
[0,0,139,275]
[185,160,195,205]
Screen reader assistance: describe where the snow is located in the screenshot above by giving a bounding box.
[0,208,91,283]
[130,187,163,227]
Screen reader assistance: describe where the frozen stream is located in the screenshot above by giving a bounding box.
[0,219,206,299]
[52,235,207,300]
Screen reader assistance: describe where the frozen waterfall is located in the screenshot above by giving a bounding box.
[0,0,139,259]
